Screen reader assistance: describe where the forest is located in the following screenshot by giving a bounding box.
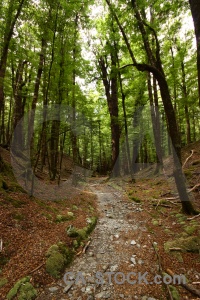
[1,0,200,299]
[0,0,200,214]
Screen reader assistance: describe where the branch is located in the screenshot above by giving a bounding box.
[166,269,200,298]
[182,150,194,169]
[188,183,200,193]
[0,239,3,252]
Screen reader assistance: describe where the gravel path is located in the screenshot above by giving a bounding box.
[36,180,158,300]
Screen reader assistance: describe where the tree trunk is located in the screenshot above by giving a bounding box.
[189,0,200,106]
[181,61,191,144]
[147,73,163,171]
[99,53,120,177]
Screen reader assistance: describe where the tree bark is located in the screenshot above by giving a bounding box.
[99,53,120,177]
[189,0,200,106]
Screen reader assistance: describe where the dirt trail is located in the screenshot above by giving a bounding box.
[36,180,162,300]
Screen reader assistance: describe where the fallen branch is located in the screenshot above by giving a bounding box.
[29,262,45,274]
[76,239,91,256]
[169,247,182,251]
[152,243,173,300]
[0,239,2,252]
[82,240,91,254]
[166,269,200,298]
[187,214,200,221]
[188,183,200,193]
[182,150,194,169]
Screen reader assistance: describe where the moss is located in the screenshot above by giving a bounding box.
[130,196,141,203]
[45,243,74,278]
[0,277,8,288]
[7,276,37,300]
[152,220,159,226]
[12,213,25,221]
[164,236,200,253]
[184,169,192,179]
[55,212,74,223]
[184,225,197,235]
[46,252,65,278]
[175,214,187,222]
[169,285,180,300]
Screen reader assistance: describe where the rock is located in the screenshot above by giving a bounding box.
[130,240,137,245]
[87,296,94,300]
[110,265,118,272]
[138,259,144,265]
[96,291,107,299]
[164,236,200,253]
[49,286,58,293]
[85,286,93,294]
[63,282,74,293]
[104,293,111,299]
[130,256,136,264]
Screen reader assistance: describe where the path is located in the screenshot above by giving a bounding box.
[36,179,160,300]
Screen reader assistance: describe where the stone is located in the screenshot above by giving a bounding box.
[130,256,136,264]
[63,282,74,293]
[110,265,118,272]
[49,286,59,293]
[130,240,137,245]
[96,291,107,299]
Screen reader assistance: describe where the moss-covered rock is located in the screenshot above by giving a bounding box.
[7,276,37,300]
[46,251,65,278]
[45,242,74,278]
[164,236,200,253]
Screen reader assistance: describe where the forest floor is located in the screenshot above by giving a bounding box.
[0,142,200,299]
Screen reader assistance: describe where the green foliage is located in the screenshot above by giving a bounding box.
[7,277,37,300]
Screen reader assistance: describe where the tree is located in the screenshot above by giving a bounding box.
[105,0,197,214]
[189,0,200,105]
[0,0,26,144]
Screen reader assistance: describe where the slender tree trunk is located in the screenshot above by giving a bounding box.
[147,73,163,171]
[189,0,200,106]
[29,38,46,150]
[181,61,191,144]
[99,53,120,176]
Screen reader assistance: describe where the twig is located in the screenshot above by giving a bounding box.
[0,239,3,252]
[187,214,200,221]
[166,268,200,297]
[82,240,91,254]
[169,247,182,251]
[192,282,200,285]
[29,262,45,274]
[182,150,194,169]
[188,183,200,193]
[152,243,173,300]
